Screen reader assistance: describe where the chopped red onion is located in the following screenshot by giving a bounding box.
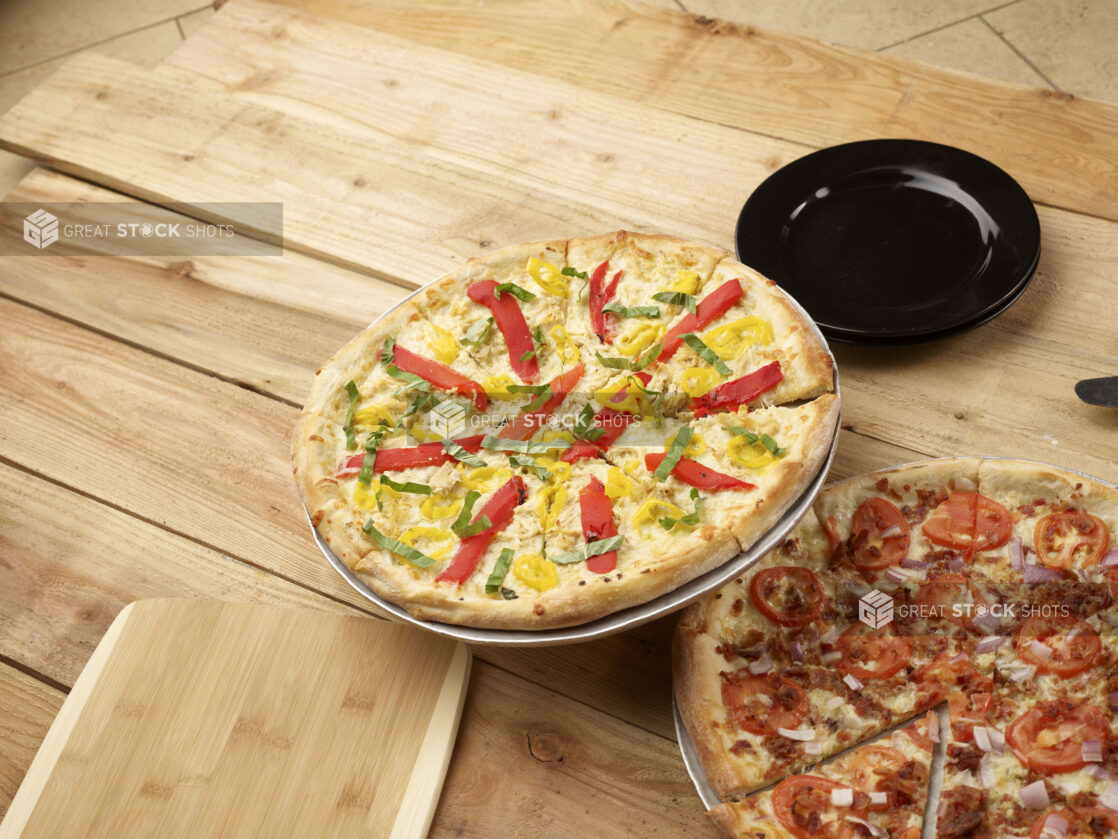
[987,724,1011,753]
[1109,691,1118,712]
[1082,740,1104,763]
[1084,764,1112,780]
[1005,663,1036,682]
[949,652,967,664]
[1099,781,1118,811]
[1009,536,1024,570]
[844,816,886,838]
[879,525,903,539]
[821,650,843,665]
[900,558,928,569]
[973,726,992,752]
[1038,813,1069,839]
[831,787,854,807]
[803,740,823,755]
[978,754,995,788]
[843,673,864,691]
[1024,564,1063,583]
[973,612,1002,635]
[825,695,845,711]
[1100,549,1118,568]
[749,653,773,674]
[927,711,940,744]
[790,641,805,664]
[976,635,1006,655]
[946,557,966,572]
[884,567,911,584]
[1028,640,1054,661]
[778,726,816,741]
[820,626,839,645]
[869,792,888,806]
[1020,780,1049,810]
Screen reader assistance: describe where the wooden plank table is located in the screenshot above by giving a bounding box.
[0,0,1116,835]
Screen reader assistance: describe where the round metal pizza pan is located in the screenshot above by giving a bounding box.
[303,269,841,647]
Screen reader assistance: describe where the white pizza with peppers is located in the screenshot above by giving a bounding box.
[674,457,1118,839]
[292,231,838,629]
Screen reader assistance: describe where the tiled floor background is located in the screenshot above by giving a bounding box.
[1,0,1115,195]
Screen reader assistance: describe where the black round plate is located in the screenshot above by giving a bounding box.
[736,139,1041,343]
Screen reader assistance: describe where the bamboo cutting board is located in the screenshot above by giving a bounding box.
[0,599,471,839]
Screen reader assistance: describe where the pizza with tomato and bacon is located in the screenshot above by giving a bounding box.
[675,457,1118,839]
[292,232,839,629]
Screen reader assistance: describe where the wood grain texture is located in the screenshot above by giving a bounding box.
[160,0,803,251]
[0,297,686,740]
[2,600,469,839]
[258,0,1118,222]
[0,169,398,405]
[0,665,62,821]
[0,53,631,287]
[0,461,351,689]
[431,661,717,839]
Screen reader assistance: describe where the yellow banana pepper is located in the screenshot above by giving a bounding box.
[513,554,559,591]
[526,257,570,297]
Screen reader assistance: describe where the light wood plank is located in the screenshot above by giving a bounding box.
[0,169,397,405]
[430,661,717,839]
[0,462,352,689]
[0,53,632,288]
[258,0,1118,223]
[0,299,684,739]
[159,0,806,251]
[0,666,62,821]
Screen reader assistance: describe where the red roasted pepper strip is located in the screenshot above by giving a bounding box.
[391,344,489,411]
[467,279,539,382]
[335,435,485,476]
[560,371,649,462]
[579,476,619,574]
[561,441,603,463]
[643,453,757,491]
[499,363,584,441]
[436,476,528,584]
[588,259,623,343]
[657,278,743,362]
[691,360,783,417]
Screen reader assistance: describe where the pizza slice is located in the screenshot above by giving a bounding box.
[707,717,936,839]
[675,515,947,800]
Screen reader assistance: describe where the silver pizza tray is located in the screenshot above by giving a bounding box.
[304,270,841,646]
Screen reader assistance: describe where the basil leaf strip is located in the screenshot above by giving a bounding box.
[572,404,605,442]
[450,490,493,537]
[561,266,587,279]
[441,438,487,467]
[594,351,632,370]
[362,520,436,568]
[551,535,625,565]
[652,291,697,315]
[660,488,702,530]
[501,587,519,600]
[481,436,571,454]
[357,452,377,486]
[378,475,432,495]
[601,302,660,319]
[506,384,550,394]
[342,380,360,449]
[519,348,537,362]
[509,454,553,481]
[461,317,494,345]
[520,386,553,413]
[630,341,663,372]
[679,333,732,377]
[727,426,788,457]
[485,548,515,595]
[493,282,536,302]
[655,425,693,481]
